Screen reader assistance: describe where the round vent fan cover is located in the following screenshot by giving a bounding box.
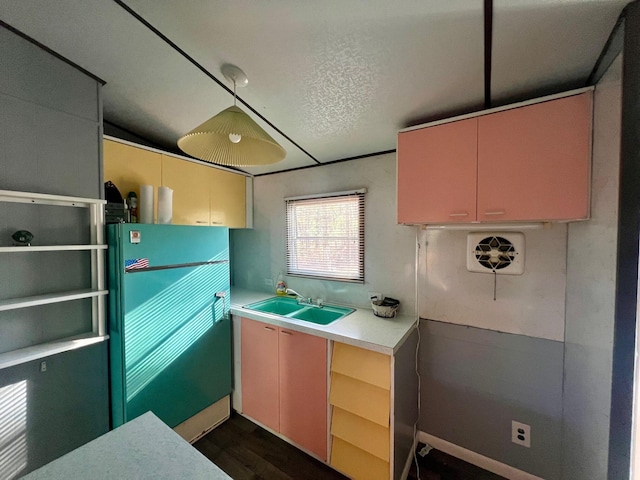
[466,232,525,275]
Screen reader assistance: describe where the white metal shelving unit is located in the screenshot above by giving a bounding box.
[0,189,109,370]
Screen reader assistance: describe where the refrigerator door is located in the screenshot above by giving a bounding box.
[107,224,231,429]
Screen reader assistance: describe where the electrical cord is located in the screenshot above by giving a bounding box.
[412,317,422,479]
[412,230,423,479]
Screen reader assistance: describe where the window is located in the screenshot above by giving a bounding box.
[285,189,365,282]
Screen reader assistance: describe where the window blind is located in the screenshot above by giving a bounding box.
[285,190,365,282]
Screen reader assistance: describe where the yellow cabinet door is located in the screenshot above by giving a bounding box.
[103,139,162,203]
[329,342,392,479]
[161,155,210,226]
[210,168,246,228]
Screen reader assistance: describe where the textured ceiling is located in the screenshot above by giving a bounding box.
[0,0,629,175]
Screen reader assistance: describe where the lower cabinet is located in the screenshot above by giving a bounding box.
[329,342,392,480]
[240,317,328,460]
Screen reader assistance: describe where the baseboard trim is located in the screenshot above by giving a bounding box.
[401,435,419,480]
[174,396,230,444]
[417,431,544,480]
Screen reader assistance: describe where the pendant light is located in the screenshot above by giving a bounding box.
[178,64,286,167]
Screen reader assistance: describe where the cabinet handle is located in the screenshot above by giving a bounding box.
[280,330,292,336]
[196,220,208,224]
[263,326,275,331]
[449,212,469,217]
[484,211,505,216]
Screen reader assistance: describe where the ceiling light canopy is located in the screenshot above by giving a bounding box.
[178,64,286,167]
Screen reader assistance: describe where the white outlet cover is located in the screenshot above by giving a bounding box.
[467,232,525,275]
[512,420,531,448]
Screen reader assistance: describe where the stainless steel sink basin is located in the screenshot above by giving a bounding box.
[243,296,354,325]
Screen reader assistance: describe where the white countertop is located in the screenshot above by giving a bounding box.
[22,412,231,480]
[230,288,417,355]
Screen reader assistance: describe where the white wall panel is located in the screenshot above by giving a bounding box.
[231,153,417,314]
[418,226,567,341]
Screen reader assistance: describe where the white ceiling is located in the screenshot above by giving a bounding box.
[0,0,628,175]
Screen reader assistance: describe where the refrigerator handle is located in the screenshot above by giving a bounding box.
[214,292,227,322]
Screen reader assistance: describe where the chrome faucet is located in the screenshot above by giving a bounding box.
[286,288,322,308]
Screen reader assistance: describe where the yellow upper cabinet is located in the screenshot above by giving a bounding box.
[103,139,162,203]
[210,168,246,228]
[103,138,248,228]
[161,154,210,226]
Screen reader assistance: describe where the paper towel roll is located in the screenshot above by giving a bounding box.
[139,185,154,224]
[157,186,173,224]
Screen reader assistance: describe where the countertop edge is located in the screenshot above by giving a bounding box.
[230,288,417,355]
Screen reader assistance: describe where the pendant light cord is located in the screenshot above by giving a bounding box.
[493,270,497,301]
[232,78,237,106]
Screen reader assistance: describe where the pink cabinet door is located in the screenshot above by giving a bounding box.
[397,118,478,224]
[278,328,327,460]
[241,317,279,432]
[477,92,592,221]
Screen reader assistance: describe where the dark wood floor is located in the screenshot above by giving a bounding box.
[194,413,345,480]
[194,413,505,480]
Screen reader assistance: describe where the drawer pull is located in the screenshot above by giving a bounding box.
[484,211,505,216]
[263,326,275,331]
[449,212,469,217]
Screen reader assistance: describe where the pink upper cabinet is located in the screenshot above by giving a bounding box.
[397,118,478,224]
[477,92,592,222]
[396,91,593,224]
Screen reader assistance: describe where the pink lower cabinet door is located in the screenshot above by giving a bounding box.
[278,328,328,460]
[477,92,592,221]
[241,317,279,432]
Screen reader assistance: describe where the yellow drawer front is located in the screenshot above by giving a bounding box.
[331,436,389,480]
[331,342,391,390]
[329,372,389,427]
[331,407,389,461]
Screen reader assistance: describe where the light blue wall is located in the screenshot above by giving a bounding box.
[0,25,108,477]
[563,54,622,479]
[0,343,109,477]
[231,153,418,314]
[419,320,564,479]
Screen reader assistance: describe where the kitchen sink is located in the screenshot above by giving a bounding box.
[244,296,303,315]
[288,305,352,324]
[243,296,354,325]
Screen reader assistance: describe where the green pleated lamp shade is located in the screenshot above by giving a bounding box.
[178,105,286,167]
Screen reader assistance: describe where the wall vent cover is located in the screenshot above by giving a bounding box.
[466,232,525,275]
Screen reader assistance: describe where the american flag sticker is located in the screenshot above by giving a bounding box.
[125,258,149,270]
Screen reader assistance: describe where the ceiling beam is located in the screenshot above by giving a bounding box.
[111,0,321,165]
[588,11,625,86]
[484,0,493,109]
[609,2,640,477]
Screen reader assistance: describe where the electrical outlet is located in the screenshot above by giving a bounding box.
[264,278,272,287]
[40,361,47,372]
[512,421,531,447]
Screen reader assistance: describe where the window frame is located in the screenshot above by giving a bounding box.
[285,188,366,283]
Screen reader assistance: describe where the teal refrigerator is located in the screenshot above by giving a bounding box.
[106,224,231,429]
